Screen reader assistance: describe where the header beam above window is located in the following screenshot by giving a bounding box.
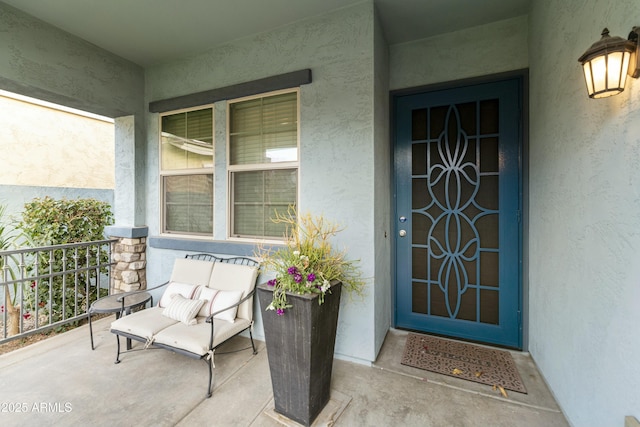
[149,69,312,113]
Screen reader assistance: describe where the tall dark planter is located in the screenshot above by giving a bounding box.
[257,281,342,427]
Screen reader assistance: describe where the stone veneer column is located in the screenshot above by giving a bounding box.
[111,237,146,292]
[105,226,149,293]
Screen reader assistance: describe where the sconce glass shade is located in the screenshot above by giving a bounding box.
[578,28,636,98]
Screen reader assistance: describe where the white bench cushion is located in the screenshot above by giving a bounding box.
[111,307,178,339]
[170,258,215,286]
[111,257,259,362]
[153,317,252,356]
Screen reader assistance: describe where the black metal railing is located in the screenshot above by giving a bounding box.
[0,239,117,344]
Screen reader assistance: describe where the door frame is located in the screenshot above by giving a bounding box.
[389,70,529,350]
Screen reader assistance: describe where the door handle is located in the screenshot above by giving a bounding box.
[399,229,407,237]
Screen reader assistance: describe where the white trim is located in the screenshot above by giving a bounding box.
[158,103,216,115]
[160,168,214,176]
[226,162,297,172]
[226,236,285,245]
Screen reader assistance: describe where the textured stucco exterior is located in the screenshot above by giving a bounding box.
[373,7,392,354]
[529,1,640,425]
[144,2,385,363]
[0,95,114,189]
[390,15,529,91]
[0,3,143,118]
[0,94,115,223]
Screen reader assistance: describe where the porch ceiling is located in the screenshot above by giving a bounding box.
[2,0,529,67]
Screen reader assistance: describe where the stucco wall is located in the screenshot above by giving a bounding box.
[144,2,383,363]
[0,2,146,227]
[390,15,529,91]
[0,95,114,189]
[529,1,640,426]
[373,7,392,353]
[0,2,143,119]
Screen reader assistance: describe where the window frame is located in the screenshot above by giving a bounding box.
[158,104,215,238]
[226,88,300,242]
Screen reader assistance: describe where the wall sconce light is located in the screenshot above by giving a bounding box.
[578,27,640,98]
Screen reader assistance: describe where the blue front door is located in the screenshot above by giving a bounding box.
[394,78,522,348]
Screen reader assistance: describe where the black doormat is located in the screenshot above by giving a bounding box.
[401,333,527,394]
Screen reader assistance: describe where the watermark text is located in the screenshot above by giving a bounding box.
[1,402,73,413]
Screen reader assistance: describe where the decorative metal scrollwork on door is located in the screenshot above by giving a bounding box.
[412,100,500,324]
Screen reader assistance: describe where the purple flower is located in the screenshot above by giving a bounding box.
[294,273,303,283]
[307,273,316,282]
[267,279,277,287]
[287,266,298,275]
[276,308,285,316]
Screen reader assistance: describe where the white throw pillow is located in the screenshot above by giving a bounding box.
[195,287,219,317]
[210,289,243,323]
[159,282,201,308]
[162,294,205,325]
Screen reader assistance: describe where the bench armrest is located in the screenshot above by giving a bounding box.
[115,281,170,310]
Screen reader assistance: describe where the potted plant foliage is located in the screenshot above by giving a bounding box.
[256,208,365,426]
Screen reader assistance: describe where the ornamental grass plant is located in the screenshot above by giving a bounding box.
[256,208,365,316]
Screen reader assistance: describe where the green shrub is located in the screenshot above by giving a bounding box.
[17,197,114,323]
[19,197,113,245]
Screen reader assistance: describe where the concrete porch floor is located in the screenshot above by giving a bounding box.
[0,317,569,426]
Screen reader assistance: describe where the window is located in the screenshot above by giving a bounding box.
[228,90,298,239]
[160,107,214,235]
[157,90,298,241]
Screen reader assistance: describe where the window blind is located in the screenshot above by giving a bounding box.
[231,169,297,238]
[230,92,297,165]
[163,174,213,234]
